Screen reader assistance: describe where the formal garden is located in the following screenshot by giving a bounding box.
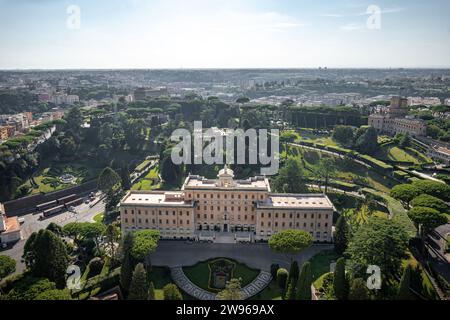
[183,258,260,292]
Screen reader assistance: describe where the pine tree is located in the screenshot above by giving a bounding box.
[128,263,149,300]
[334,216,349,255]
[120,232,134,293]
[148,281,156,300]
[397,265,414,300]
[333,258,348,300]
[296,262,312,300]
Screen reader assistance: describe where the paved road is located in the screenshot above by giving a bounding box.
[0,198,105,274]
[151,241,333,272]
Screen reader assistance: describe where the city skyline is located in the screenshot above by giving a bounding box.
[0,0,450,69]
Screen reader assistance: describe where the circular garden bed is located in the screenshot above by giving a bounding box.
[182,258,260,292]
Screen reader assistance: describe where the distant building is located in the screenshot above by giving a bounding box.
[0,203,21,245]
[427,146,450,164]
[119,166,334,243]
[445,98,450,106]
[368,96,427,137]
[134,87,168,101]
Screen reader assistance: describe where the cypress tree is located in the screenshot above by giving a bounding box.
[296,262,312,300]
[285,261,299,295]
[397,265,414,300]
[334,216,349,255]
[148,281,156,300]
[333,258,348,300]
[128,263,149,300]
[276,268,289,299]
[285,279,297,300]
[120,232,135,293]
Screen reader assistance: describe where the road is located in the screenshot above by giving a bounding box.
[151,241,333,272]
[0,196,105,274]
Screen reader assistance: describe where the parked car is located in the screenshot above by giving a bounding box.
[18,217,25,224]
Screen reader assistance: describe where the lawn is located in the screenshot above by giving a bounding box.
[183,258,260,292]
[93,213,104,223]
[148,267,173,300]
[20,162,102,196]
[308,250,341,282]
[250,281,282,300]
[132,166,161,191]
[375,144,431,165]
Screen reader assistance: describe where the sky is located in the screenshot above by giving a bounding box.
[0,0,449,69]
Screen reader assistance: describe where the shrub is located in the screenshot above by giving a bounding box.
[88,258,104,277]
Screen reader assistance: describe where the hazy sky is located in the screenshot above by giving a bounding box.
[0,0,449,69]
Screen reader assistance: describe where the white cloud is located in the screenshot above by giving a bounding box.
[340,23,366,32]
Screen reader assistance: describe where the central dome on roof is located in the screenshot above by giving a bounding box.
[218,164,234,178]
[217,165,236,188]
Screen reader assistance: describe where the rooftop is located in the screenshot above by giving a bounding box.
[120,191,194,207]
[258,194,334,210]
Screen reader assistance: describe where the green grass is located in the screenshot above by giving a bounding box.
[250,281,282,300]
[93,213,104,223]
[132,166,160,191]
[135,160,151,172]
[308,250,341,282]
[183,259,260,292]
[148,267,173,300]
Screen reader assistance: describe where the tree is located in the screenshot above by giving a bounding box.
[408,207,447,237]
[163,284,183,300]
[332,125,354,147]
[217,278,243,300]
[410,194,449,214]
[130,230,160,270]
[333,258,348,300]
[354,126,379,155]
[296,262,312,300]
[412,180,450,202]
[128,263,150,300]
[287,260,300,285]
[285,279,297,300]
[120,232,135,292]
[276,268,289,297]
[60,137,77,158]
[315,157,336,193]
[397,265,414,300]
[273,159,308,193]
[34,289,71,300]
[104,224,120,264]
[346,217,409,283]
[148,281,156,300]
[334,216,350,255]
[97,167,122,195]
[394,133,411,148]
[390,184,421,207]
[46,222,63,237]
[0,255,16,281]
[22,229,69,288]
[270,263,280,279]
[269,230,313,261]
[348,278,370,300]
[120,164,131,191]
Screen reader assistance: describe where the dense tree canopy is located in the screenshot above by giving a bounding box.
[0,255,16,281]
[346,217,409,281]
[269,230,313,259]
[23,230,70,288]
